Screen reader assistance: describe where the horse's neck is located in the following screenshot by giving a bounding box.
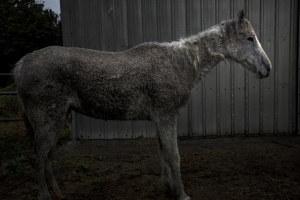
[177,29,226,81]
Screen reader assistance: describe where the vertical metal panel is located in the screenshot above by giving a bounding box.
[233,0,246,134]
[141,0,158,138]
[105,120,119,139]
[156,0,172,42]
[277,0,291,133]
[262,0,276,134]
[189,0,203,137]
[200,0,207,137]
[142,0,158,42]
[114,0,133,139]
[298,0,300,135]
[118,121,132,139]
[171,0,186,40]
[87,0,103,135]
[248,0,261,134]
[178,106,189,136]
[60,0,71,47]
[216,1,221,136]
[127,0,143,47]
[71,111,76,140]
[69,0,86,48]
[172,0,189,136]
[100,0,115,51]
[100,0,119,139]
[76,112,91,139]
[258,0,264,134]
[290,0,298,134]
[146,121,156,138]
[145,0,173,138]
[127,0,147,139]
[295,1,300,135]
[60,0,299,139]
[114,0,129,52]
[84,0,101,50]
[229,0,235,136]
[203,0,217,136]
[273,0,279,135]
[188,0,202,34]
[90,117,105,139]
[218,0,232,136]
[69,0,93,139]
[244,0,249,135]
[191,86,203,136]
[141,0,172,137]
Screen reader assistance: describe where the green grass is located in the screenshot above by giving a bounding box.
[74,160,89,173]
[0,84,21,118]
[57,120,71,145]
[0,121,29,178]
[2,155,29,175]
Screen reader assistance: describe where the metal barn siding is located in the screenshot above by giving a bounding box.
[60,0,299,139]
[299,0,300,135]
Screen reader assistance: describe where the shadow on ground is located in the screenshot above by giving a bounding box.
[1,136,300,200]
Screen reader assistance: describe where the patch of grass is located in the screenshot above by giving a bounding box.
[0,121,26,138]
[57,120,71,146]
[0,122,29,161]
[74,161,89,173]
[136,135,144,140]
[60,127,70,140]
[0,121,29,180]
[98,177,110,185]
[0,138,28,157]
[2,155,28,175]
[0,84,22,119]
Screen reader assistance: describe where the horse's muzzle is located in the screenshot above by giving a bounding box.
[257,57,271,79]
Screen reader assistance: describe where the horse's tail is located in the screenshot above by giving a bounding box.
[13,54,35,144]
[23,112,35,145]
[13,54,31,86]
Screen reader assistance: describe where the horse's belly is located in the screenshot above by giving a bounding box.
[75,92,151,120]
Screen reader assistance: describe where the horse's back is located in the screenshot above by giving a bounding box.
[13,45,158,120]
[13,44,191,120]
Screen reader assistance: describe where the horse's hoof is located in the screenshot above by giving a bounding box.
[180,196,191,200]
[179,193,191,200]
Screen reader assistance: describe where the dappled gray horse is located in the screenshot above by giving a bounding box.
[14,10,271,200]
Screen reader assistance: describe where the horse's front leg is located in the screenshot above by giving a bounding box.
[154,115,191,200]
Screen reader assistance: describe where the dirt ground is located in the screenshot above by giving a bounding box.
[1,136,300,200]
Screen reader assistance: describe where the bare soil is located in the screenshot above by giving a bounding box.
[1,136,300,200]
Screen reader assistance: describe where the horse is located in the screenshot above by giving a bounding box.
[14,10,271,200]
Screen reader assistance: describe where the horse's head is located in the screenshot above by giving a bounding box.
[220,10,271,78]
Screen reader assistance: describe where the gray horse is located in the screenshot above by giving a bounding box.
[14,10,271,200]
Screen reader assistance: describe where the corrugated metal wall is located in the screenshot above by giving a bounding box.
[60,0,299,139]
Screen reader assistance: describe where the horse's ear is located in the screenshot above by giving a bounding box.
[237,9,245,23]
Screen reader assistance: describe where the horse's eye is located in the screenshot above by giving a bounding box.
[247,37,254,42]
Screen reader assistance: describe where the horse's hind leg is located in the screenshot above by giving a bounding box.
[25,109,65,200]
[24,112,50,199]
[45,126,65,199]
[45,152,64,199]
